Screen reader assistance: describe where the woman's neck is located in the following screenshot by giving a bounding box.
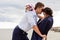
[44,15,49,18]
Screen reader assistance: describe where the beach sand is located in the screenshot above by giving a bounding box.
[0,29,60,40]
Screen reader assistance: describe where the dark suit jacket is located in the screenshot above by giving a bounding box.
[31,16,53,40]
[37,16,53,35]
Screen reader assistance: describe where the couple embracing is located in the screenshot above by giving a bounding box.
[12,2,53,40]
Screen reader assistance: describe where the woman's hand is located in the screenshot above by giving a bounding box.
[37,14,44,19]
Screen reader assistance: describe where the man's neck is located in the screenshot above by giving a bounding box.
[35,10,38,15]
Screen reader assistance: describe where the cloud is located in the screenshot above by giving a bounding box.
[0,0,60,10]
[0,0,60,22]
[0,7,24,22]
[53,11,60,27]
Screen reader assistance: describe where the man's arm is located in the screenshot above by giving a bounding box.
[32,25,42,36]
[32,25,46,38]
[26,12,46,38]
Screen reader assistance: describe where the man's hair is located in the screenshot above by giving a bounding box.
[35,2,44,10]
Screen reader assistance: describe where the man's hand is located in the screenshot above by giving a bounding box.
[41,35,47,40]
[32,25,47,40]
[42,37,47,40]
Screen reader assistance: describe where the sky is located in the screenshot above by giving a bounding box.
[0,0,60,28]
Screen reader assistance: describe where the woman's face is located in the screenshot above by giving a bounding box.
[43,12,46,15]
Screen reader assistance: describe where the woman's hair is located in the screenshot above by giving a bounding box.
[42,7,53,17]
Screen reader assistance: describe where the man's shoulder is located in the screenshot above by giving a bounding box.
[26,11,36,16]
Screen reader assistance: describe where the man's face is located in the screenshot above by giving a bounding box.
[36,7,44,14]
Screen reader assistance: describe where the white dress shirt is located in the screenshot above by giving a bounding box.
[18,11,37,32]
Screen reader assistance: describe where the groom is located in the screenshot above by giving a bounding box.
[12,2,46,40]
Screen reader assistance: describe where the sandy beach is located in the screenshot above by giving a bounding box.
[0,29,60,40]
